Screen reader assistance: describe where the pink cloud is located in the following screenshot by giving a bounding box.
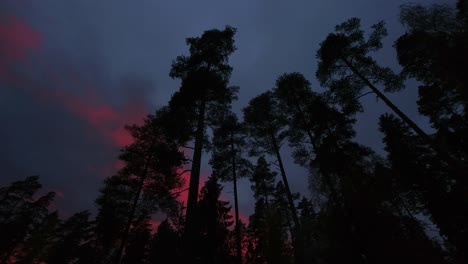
[0,16,42,81]
[41,88,146,148]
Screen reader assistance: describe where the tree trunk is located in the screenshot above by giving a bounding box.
[268,128,299,229]
[342,58,463,172]
[267,126,305,264]
[115,140,155,264]
[343,59,431,143]
[184,99,206,260]
[231,136,242,264]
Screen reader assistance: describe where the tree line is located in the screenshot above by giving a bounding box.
[1,2,467,263]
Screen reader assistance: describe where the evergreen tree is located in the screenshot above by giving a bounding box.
[167,26,237,258]
[0,176,55,263]
[92,112,185,263]
[149,219,181,263]
[121,214,152,264]
[15,211,60,264]
[315,17,449,158]
[210,112,251,263]
[296,197,316,263]
[395,4,468,259]
[379,114,460,262]
[47,211,93,264]
[198,176,234,263]
[250,157,276,207]
[243,91,300,233]
[247,158,293,264]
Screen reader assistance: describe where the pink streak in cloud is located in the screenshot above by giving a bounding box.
[42,88,146,148]
[0,16,41,81]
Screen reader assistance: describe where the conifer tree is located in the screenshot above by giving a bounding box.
[92,112,185,264]
[167,26,237,258]
[210,112,251,263]
[198,175,234,263]
[149,219,181,263]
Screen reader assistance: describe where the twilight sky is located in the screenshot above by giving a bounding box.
[0,0,450,220]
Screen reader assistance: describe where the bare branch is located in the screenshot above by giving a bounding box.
[356,91,375,99]
[177,169,191,177]
[182,145,195,150]
[172,188,189,196]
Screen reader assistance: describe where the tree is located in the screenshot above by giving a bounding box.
[15,211,60,264]
[458,0,468,16]
[167,26,237,257]
[250,157,276,208]
[210,112,251,263]
[243,91,300,232]
[247,166,290,264]
[397,4,467,134]
[273,72,356,210]
[244,90,308,263]
[315,17,447,156]
[395,4,468,259]
[273,72,319,155]
[296,198,316,263]
[274,72,356,166]
[197,175,234,263]
[0,176,56,263]
[92,112,185,263]
[0,175,42,226]
[121,214,152,264]
[47,211,93,264]
[379,114,463,262]
[149,219,180,263]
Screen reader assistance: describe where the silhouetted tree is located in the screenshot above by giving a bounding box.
[296,197,316,263]
[91,112,185,263]
[198,176,234,263]
[243,91,300,232]
[167,26,237,259]
[247,180,290,264]
[395,4,468,260]
[315,17,448,153]
[121,214,152,264]
[0,176,56,263]
[210,112,251,263]
[47,211,93,264]
[149,219,181,263]
[15,211,60,264]
[250,157,276,208]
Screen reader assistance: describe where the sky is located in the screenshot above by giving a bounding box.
[0,0,452,221]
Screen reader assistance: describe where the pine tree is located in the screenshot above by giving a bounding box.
[149,219,181,263]
[47,211,93,264]
[247,176,290,263]
[92,112,185,263]
[0,176,55,263]
[15,211,60,264]
[167,26,237,258]
[210,112,251,263]
[315,17,450,158]
[198,175,234,263]
[243,91,300,233]
[395,4,468,259]
[121,214,152,264]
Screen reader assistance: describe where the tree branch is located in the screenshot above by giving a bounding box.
[177,169,191,178]
[172,188,189,196]
[183,145,195,150]
[356,91,375,99]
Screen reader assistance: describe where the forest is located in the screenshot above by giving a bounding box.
[0,2,467,264]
